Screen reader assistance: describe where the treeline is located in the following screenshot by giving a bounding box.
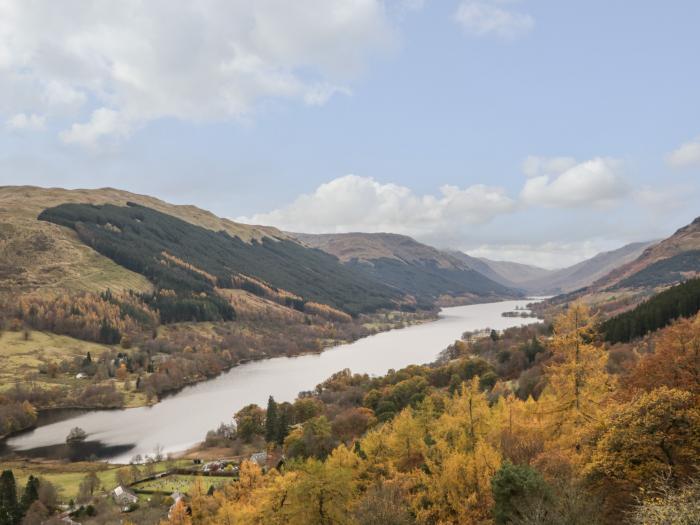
[187,305,700,525]
[12,291,157,344]
[39,203,401,316]
[602,278,700,343]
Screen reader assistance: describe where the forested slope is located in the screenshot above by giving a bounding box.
[39,203,402,316]
[602,277,700,343]
[296,232,519,304]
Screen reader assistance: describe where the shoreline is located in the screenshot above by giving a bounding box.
[0,309,440,445]
[3,298,536,460]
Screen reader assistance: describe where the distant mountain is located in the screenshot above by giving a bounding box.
[522,241,656,294]
[293,232,521,305]
[447,252,550,290]
[450,241,656,295]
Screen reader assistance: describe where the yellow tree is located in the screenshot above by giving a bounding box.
[410,377,501,523]
[542,303,612,455]
[272,455,357,525]
[587,387,700,493]
[415,440,501,524]
[164,499,192,525]
[492,394,546,465]
[435,376,495,452]
[386,409,428,472]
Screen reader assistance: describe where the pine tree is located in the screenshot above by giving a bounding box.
[265,396,279,444]
[276,407,290,445]
[0,470,18,525]
[19,475,39,514]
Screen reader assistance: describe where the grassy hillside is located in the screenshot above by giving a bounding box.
[39,203,401,316]
[0,186,285,296]
[295,232,519,303]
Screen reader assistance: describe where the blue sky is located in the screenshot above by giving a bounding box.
[1,1,699,267]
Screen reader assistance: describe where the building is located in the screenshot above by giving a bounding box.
[249,451,267,466]
[112,485,138,510]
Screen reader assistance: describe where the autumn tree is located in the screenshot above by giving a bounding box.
[285,416,334,460]
[271,449,358,525]
[353,482,415,525]
[624,314,700,395]
[234,404,265,443]
[587,387,700,497]
[541,303,611,453]
[630,475,700,525]
[77,472,100,503]
[166,499,192,525]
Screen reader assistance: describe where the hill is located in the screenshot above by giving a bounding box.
[447,252,550,290]
[593,217,700,290]
[602,277,700,343]
[39,202,401,317]
[519,241,656,294]
[450,242,655,295]
[293,232,520,305]
[547,216,700,313]
[0,186,283,295]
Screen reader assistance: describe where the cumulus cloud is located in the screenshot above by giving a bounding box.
[454,1,534,39]
[521,155,577,178]
[0,1,398,147]
[666,136,700,169]
[520,157,629,208]
[59,108,131,148]
[237,174,516,235]
[5,113,45,131]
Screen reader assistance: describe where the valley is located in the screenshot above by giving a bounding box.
[1,186,699,525]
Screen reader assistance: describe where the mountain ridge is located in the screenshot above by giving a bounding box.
[293,232,521,304]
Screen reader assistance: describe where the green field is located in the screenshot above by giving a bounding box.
[133,474,230,494]
[4,460,192,502]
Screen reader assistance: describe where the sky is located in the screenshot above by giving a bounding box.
[1,0,699,269]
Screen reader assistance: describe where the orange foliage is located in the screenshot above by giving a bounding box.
[624,314,700,396]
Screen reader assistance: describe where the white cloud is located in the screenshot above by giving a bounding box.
[666,136,700,169]
[521,155,577,178]
[59,107,131,148]
[0,1,398,147]
[238,174,516,235]
[454,1,534,39]
[6,112,45,131]
[520,157,629,208]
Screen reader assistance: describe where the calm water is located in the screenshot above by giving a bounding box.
[5,300,539,462]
